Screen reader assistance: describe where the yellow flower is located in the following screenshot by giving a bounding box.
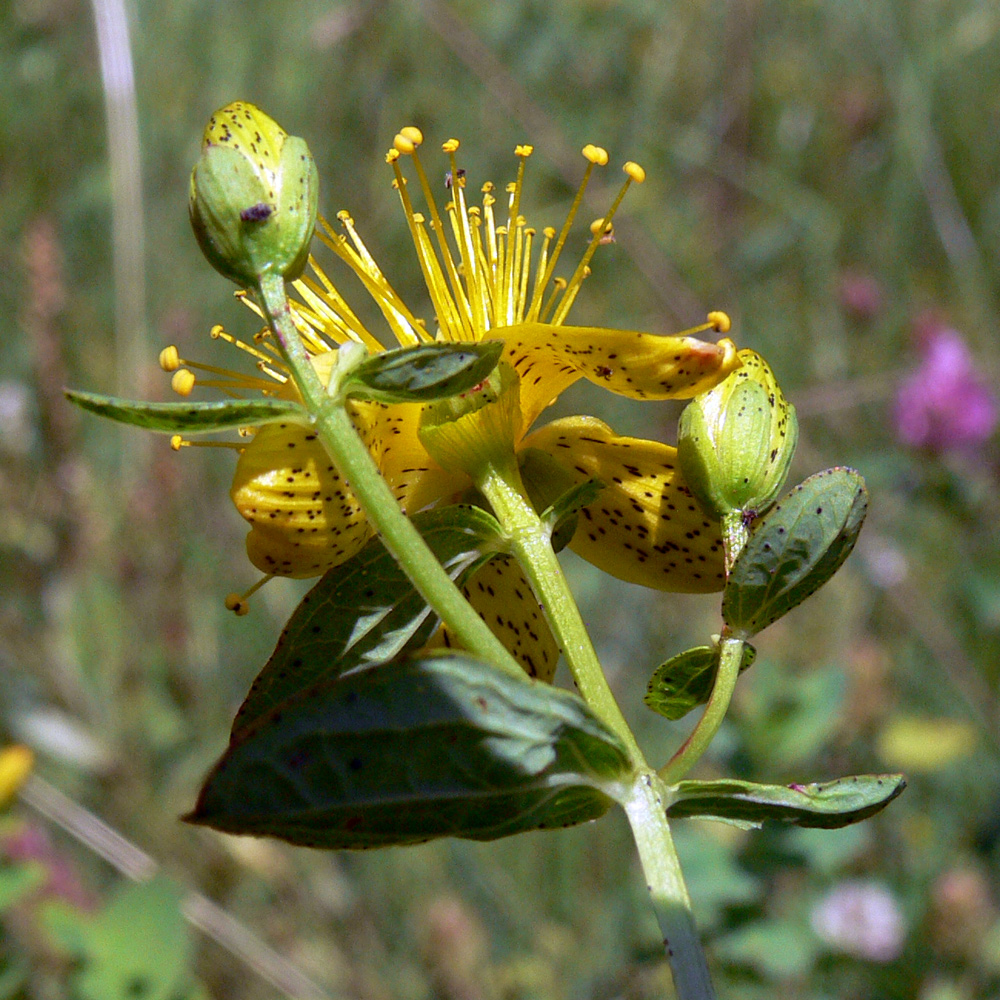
[165,128,739,673]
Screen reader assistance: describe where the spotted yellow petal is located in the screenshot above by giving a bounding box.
[230,404,382,577]
[374,401,469,512]
[522,415,726,592]
[499,322,740,430]
[429,555,559,682]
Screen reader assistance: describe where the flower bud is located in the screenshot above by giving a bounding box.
[189,101,319,286]
[677,349,797,521]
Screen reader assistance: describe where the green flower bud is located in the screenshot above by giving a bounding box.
[677,349,798,521]
[189,101,319,286]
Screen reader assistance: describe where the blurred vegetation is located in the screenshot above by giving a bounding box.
[3,0,1000,997]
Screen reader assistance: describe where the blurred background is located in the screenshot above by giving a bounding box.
[3,0,1000,997]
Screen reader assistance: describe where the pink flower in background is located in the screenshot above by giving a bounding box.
[894,322,998,452]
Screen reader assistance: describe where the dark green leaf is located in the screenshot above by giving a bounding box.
[667,774,905,829]
[232,505,505,736]
[645,643,756,721]
[188,652,633,849]
[343,340,504,403]
[65,389,307,434]
[723,467,868,637]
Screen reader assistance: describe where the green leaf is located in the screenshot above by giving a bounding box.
[343,340,504,403]
[644,643,757,721]
[65,389,307,434]
[231,504,505,735]
[722,467,868,637]
[188,652,633,849]
[667,774,905,829]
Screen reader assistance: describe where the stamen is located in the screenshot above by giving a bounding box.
[224,575,274,616]
[676,312,734,338]
[171,369,196,396]
[550,157,646,325]
[526,146,604,321]
[170,435,242,451]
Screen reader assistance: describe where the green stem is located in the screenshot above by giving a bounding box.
[658,636,745,785]
[255,272,522,679]
[475,461,642,764]
[624,771,716,1000]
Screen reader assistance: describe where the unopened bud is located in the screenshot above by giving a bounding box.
[677,350,797,521]
[189,101,319,286]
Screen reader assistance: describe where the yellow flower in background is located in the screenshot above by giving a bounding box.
[163,127,739,673]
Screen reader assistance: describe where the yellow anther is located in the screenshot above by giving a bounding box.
[209,324,225,339]
[543,226,556,239]
[171,369,196,396]
[589,217,612,236]
[385,149,400,164]
[413,212,425,225]
[337,209,352,221]
[481,181,494,194]
[623,161,646,183]
[159,346,181,372]
[582,144,609,166]
[225,593,251,616]
[505,181,516,194]
[393,133,417,155]
[225,574,273,616]
[468,206,481,218]
[442,138,460,153]
[514,144,534,158]
[708,310,732,333]
[400,125,424,146]
[170,434,185,451]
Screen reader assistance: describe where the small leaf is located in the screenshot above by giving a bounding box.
[232,504,505,735]
[645,643,756,721]
[517,448,603,553]
[65,389,307,434]
[667,774,905,829]
[188,652,633,849]
[343,340,504,403]
[722,467,868,637]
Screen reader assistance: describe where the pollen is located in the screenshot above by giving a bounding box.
[442,138,460,153]
[623,161,646,183]
[708,311,732,333]
[171,369,196,396]
[159,346,181,371]
[514,144,533,158]
[582,144,609,166]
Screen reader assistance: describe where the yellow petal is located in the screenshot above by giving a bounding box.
[374,401,469,512]
[429,555,559,682]
[522,416,726,592]
[230,406,381,577]
[499,322,741,430]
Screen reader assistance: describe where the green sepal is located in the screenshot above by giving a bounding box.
[187,652,633,849]
[65,389,308,434]
[723,467,869,637]
[231,504,505,736]
[645,642,756,721]
[667,774,905,829]
[342,340,504,403]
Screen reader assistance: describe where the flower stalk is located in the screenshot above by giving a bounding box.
[255,272,523,679]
